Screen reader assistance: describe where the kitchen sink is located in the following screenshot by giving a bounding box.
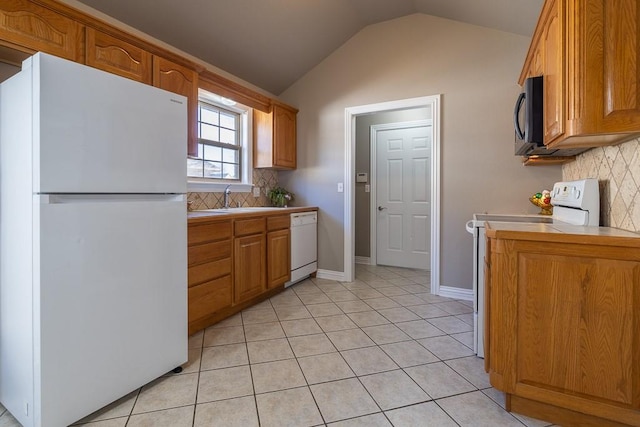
[195,207,284,213]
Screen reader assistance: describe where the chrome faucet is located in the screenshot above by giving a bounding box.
[223,185,232,208]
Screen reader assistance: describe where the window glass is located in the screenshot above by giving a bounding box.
[188,100,241,180]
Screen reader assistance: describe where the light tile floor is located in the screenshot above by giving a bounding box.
[0,265,554,427]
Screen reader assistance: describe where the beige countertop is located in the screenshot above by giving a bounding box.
[485,221,640,248]
[188,206,318,224]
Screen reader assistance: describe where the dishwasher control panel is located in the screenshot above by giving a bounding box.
[291,212,317,226]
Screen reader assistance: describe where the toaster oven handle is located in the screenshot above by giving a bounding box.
[514,91,526,140]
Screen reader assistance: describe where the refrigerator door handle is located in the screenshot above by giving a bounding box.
[39,194,186,204]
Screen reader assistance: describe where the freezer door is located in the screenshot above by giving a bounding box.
[35,194,187,426]
[31,53,187,194]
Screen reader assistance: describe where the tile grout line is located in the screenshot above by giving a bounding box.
[91,265,490,426]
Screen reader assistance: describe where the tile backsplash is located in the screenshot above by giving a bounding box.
[562,137,640,231]
[187,169,278,210]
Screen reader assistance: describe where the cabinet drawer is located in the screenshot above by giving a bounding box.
[188,240,231,267]
[267,215,290,231]
[234,218,265,236]
[188,275,232,322]
[188,220,232,245]
[188,258,231,287]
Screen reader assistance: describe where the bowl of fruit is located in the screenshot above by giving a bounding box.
[529,190,553,215]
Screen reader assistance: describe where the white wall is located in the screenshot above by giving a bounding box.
[279,13,561,290]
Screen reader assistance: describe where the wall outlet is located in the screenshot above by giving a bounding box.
[253,186,261,197]
[364,184,370,193]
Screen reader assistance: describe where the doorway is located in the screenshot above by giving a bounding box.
[344,95,441,292]
[372,121,431,269]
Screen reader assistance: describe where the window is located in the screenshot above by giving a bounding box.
[188,100,241,180]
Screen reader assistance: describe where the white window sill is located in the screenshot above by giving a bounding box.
[188,181,253,193]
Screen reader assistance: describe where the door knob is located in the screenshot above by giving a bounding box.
[378,206,386,211]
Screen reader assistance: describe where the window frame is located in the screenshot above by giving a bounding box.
[187,90,253,192]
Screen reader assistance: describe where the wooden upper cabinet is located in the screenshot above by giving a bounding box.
[85,28,151,84]
[0,0,82,61]
[522,0,640,149]
[153,56,199,156]
[541,0,564,145]
[254,102,297,169]
[570,0,640,136]
[273,104,297,169]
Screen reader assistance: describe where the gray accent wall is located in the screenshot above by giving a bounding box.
[279,13,561,290]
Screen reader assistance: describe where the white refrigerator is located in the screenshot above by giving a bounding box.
[0,53,188,427]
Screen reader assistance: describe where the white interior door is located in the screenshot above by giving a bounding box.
[375,124,431,269]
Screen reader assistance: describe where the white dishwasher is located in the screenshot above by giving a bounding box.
[287,211,317,287]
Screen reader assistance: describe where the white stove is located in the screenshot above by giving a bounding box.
[465,178,600,358]
[551,178,600,226]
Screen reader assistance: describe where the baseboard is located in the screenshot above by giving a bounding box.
[315,269,346,282]
[354,256,371,265]
[438,285,473,301]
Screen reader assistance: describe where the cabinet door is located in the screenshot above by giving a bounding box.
[594,0,640,133]
[253,108,274,168]
[483,237,492,374]
[516,247,640,413]
[86,28,151,84]
[267,228,290,288]
[254,105,297,169]
[531,43,543,77]
[272,105,296,169]
[153,56,198,157]
[234,234,266,304]
[0,0,82,61]
[542,0,564,145]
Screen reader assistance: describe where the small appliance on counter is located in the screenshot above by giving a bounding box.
[466,178,600,358]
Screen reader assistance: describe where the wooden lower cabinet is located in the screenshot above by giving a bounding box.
[234,233,266,304]
[267,214,290,289]
[485,229,640,427]
[267,229,290,288]
[188,276,232,324]
[188,212,302,333]
[187,219,232,334]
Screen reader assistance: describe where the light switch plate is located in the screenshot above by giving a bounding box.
[337,183,344,193]
[253,186,261,197]
[365,184,370,193]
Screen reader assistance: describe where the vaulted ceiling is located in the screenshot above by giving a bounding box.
[73,0,544,95]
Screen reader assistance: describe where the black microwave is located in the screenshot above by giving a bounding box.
[514,76,543,146]
[513,76,587,157]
